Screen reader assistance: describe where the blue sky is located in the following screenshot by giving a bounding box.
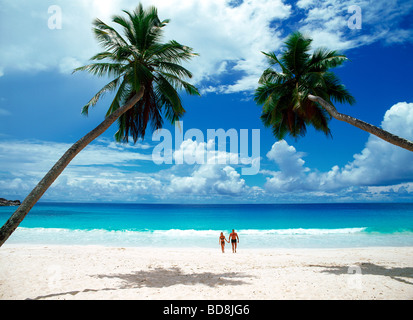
[0,0,412,203]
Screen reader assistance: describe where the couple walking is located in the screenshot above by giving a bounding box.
[219,229,239,253]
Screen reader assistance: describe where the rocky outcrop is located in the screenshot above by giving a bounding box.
[0,198,21,206]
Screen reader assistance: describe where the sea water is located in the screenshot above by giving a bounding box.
[1,203,413,248]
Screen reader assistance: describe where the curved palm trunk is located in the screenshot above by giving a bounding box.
[308,95,413,152]
[0,87,145,247]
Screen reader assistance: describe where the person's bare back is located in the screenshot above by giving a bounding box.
[229,229,239,253]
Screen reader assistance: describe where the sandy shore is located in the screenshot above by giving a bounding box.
[1,245,412,300]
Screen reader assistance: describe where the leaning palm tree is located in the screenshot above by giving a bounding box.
[0,4,199,247]
[255,31,413,151]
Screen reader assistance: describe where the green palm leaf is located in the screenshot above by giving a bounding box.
[255,31,355,140]
[74,3,200,143]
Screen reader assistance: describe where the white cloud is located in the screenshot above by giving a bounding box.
[169,164,246,196]
[145,0,291,93]
[327,102,413,187]
[0,0,290,93]
[297,0,413,51]
[167,138,249,196]
[0,139,152,172]
[266,140,309,177]
[2,101,412,203]
[0,137,254,202]
[1,0,412,93]
[58,57,82,75]
[263,140,313,193]
[262,101,413,201]
[0,139,156,201]
[297,0,315,9]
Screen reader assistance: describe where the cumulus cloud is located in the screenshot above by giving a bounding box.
[326,102,413,187]
[169,164,246,196]
[0,137,255,202]
[167,139,248,196]
[266,141,309,177]
[263,141,312,193]
[262,102,413,201]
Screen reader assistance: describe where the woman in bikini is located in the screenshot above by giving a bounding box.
[219,232,229,253]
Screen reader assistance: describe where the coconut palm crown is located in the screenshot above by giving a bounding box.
[255,31,355,140]
[74,4,200,142]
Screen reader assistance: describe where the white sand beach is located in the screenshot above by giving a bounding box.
[1,245,412,300]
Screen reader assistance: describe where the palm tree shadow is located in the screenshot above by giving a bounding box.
[31,267,251,300]
[313,263,413,285]
[94,266,251,289]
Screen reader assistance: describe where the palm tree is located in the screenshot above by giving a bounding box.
[255,31,413,151]
[0,4,199,247]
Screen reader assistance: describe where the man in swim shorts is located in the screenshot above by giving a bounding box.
[229,229,239,253]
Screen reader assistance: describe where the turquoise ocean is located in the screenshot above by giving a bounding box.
[1,203,413,248]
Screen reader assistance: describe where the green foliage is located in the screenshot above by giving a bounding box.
[255,31,355,140]
[74,4,200,143]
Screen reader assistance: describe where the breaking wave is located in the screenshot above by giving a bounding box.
[8,226,397,248]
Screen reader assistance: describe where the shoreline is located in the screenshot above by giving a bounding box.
[6,225,413,249]
[3,242,413,249]
[1,245,412,300]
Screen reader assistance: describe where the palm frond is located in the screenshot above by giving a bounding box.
[281,31,311,76]
[76,4,199,143]
[308,48,348,71]
[149,41,198,64]
[261,51,290,76]
[255,31,354,141]
[158,72,200,96]
[155,73,185,122]
[92,18,128,51]
[81,76,123,116]
[319,72,356,105]
[73,62,126,78]
[105,78,129,117]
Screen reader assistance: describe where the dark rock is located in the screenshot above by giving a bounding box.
[0,198,21,206]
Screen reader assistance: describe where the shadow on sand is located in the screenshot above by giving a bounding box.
[312,263,413,285]
[94,266,251,288]
[31,267,251,300]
